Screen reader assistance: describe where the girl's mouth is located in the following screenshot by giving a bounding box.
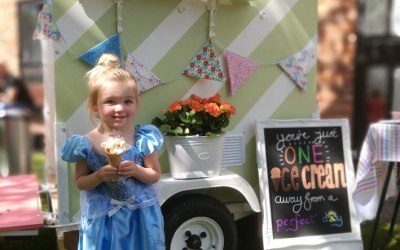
[113,116,125,120]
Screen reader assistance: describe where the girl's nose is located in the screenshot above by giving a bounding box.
[114,103,123,111]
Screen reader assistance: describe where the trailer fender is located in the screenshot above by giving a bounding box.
[155,169,261,213]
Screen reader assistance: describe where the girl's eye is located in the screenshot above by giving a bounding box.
[105,100,115,104]
[125,99,134,104]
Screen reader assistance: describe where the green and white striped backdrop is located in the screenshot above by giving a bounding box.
[52,0,317,223]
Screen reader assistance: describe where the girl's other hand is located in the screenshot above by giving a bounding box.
[117,161,138,177]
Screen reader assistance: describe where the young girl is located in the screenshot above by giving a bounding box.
[61,54,165,250]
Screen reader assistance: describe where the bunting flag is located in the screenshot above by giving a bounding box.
[278,36,317,90]
[125,54,162,93]
[79,34,122,66]
[224,50,258,95]
[32,0,61,40]
[182,41,226,83]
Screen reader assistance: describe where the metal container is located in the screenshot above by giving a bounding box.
[0,103,32,177]
[165,135,225,179]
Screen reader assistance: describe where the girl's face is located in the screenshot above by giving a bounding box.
[94,80,137,131]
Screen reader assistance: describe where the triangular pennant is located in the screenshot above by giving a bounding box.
[32,0,62,40]
[278,36,317,90]
[79,34,122,66]
[125,54,162,93]
[182,41,226,83]
[224,50,258,95]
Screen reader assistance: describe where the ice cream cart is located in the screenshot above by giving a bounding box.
[34,0,363,249]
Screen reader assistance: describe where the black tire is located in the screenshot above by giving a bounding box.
[162,194,238,250]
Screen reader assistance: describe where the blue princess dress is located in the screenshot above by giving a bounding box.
[61,124,165,250]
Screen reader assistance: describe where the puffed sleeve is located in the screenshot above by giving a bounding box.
[135,124,164,155]
[60,135,92,162]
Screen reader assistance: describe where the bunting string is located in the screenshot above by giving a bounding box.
[35,0,317,93]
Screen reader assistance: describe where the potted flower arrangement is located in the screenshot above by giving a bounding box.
[152,93,236,179]
[152,93,236,136]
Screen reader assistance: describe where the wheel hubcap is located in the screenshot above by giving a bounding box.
[171,217,224,250]
[184,230,207,249]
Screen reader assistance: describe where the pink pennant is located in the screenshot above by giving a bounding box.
[182,41,226,83]
[224,50,258,95]
[125,54,162,93]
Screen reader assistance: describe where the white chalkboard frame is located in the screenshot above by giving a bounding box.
[255,119,362,249]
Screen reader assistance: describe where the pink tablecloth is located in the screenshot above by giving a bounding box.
[0,174,43,232]
[352,121,400,221]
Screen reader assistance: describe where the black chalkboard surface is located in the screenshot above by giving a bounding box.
[256,119,361,249]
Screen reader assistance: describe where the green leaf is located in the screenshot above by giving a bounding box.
[158,124,184,136]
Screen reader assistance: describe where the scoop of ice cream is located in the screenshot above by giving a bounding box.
[101,136,127,155]
[101,130,131,155]
[270,167,281,178]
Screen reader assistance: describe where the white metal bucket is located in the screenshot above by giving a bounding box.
[165,135,225,179]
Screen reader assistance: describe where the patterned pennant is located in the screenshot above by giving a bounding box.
[278,36,317,90]
[125,54,162,93]
[224,50,258,95]
[32,0,62,40]
[79,34,122,66]
[183,41,226,83]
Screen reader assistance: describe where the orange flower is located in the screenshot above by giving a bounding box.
[220,102,231,112]
[220,102,236,117]
[226,105,237,118]
[189,100,203,111]
[189,94,204,103]
[177,100,189,105]
[169,102,182,112]
[207,93,222,103]
[205,103,222,117]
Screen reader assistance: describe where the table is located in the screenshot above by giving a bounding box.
[0,174,43,236]
[352,121,400,249]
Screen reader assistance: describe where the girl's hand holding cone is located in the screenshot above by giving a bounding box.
[96,165,119,182]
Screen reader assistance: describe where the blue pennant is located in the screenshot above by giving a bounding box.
[79,34,122,66]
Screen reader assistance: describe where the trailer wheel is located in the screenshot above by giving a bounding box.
[162,194,237,250]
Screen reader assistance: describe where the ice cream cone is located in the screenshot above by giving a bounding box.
[106,152,122,168]
[101,130,131,168]
[270,167,281,192]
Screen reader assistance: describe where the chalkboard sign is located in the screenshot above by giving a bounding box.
[256,119,361,249]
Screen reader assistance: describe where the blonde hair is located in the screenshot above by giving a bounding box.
[85,53,140,125]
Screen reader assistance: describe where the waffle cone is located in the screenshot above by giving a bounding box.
[272,177,280,192]
[106,152,122,168]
